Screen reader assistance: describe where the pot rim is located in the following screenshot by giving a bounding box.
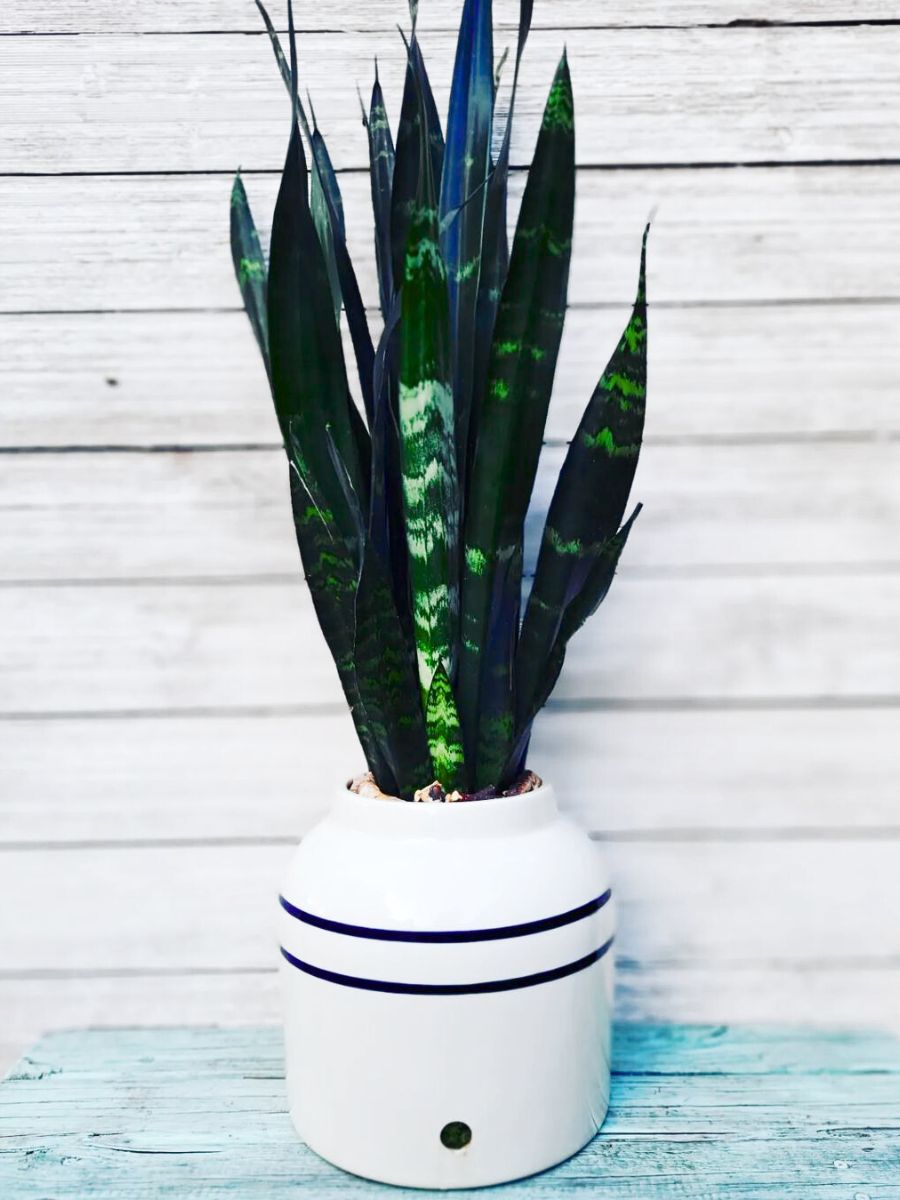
[334,777,557,836]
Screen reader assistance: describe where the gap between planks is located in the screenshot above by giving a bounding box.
[7,159,900,178]
[4,828,900,853]
[4,0,900,36]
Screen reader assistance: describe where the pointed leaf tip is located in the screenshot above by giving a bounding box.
[543,53,574,132]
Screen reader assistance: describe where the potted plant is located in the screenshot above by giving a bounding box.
[231,0,647,1186]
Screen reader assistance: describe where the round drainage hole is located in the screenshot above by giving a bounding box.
[440,1121,472,1150]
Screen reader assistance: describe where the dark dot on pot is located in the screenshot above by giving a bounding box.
[440,1121,471,1151]
[105,377,119,387]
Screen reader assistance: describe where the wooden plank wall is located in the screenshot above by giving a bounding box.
[1,1,899,1072]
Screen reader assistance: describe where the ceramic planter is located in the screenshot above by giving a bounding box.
[278,782,614,1188]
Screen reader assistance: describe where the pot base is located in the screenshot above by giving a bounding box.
[283,966,612,1189]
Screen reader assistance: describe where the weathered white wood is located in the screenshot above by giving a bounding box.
[0,976,278,1081]
[2,709,899,844]
[4,27,900,172]
[615,964,900,1038]
[3,168,898,314]
[5,1,897,35]
[3,440,898,582]
[1,0,898,1089]
[6,965,900,1082]
[4,840,899,973]
[3,304,900,448]
[1,575,897,713]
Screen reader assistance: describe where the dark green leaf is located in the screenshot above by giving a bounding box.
[516,226,648,724]
[255,0,291,91]
[288,457,395,791]
[258,0,375,424]
[310,119,377,426]
[230,173,270,379]
[267,2,365,539]
[471,0,534,465]
[458,52,575,787]
[472,544,521,787]
[369,302,409,619]
[325,426,431,798]
[506,507,641,782]
[390,32,444,297]
[440,0,494,485]
[363,64,396,320]
[354,544,432,798]
[310,152,342,328]
[398,59,460,711]
[425,663,466,791]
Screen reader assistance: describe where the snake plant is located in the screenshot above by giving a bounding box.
[231,0,648,800]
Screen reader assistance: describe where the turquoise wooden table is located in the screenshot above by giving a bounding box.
[2,1025,899,1197]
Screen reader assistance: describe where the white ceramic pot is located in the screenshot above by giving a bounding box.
[278,782,615,1189]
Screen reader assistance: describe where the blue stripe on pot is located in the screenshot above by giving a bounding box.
[279,936,615,995]
[279,889,611,943]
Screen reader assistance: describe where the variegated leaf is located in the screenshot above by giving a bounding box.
[229,173,269,378]
[458,52,575,788]
[506,507,642,781]
[425,662,466,791]
[516,226,649,725]
[440,0,494,485]
[363,64,396,320]
[398,61,461,716]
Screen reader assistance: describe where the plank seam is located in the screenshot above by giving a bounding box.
[7,297,900,318]
[5,159,900,181]
[2,696,900,722]
[4,955,900,982]
[3,564,900,591]
[2,430,897,455]
[3,830,900,853]
[4,19,900,36]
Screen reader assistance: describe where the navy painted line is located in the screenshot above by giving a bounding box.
[278,889,612,943]
[279,937,615,996]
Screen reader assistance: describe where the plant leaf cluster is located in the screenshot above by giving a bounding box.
[232,0,648,798]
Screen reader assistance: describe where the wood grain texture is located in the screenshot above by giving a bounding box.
[5,970,900,1085]
[3,304,900,448]
[2,1026,899,1196]
[3,440,898,582]
[2,574,898,713]
[5,1,899,35]
[2,0,899,1089]
[3,168,899,314]
[3,709,899,844]
[5,26,900,172]
[4,840,900,972]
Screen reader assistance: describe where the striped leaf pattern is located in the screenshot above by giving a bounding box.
[472,0,534,455]
[353,542,433,797]
[287,458,392,789]
[398,76,462,714]
[506,506,642,781]
[459,54,576,788]
[516,227,649,728]
[440,0,494,484]
[257,0,375,422]
[425,663,466,791]
[391,36,445,301]
[229,174,269,378]
[231,3,647,798]
[363,66,396,321]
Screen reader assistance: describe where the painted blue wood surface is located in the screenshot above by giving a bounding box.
[2,1025,899,1197]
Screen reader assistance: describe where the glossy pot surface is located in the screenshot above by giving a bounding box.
[278,782,614,1188]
